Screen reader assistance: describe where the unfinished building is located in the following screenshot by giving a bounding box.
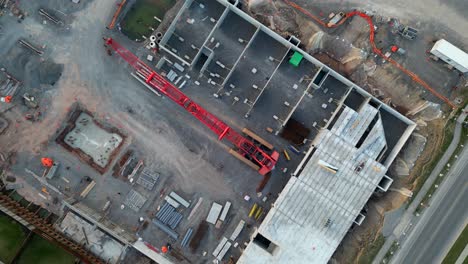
[154,0,416,263]
[56,108,125,174]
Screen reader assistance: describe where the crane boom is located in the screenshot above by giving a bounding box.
[104,38,279,176]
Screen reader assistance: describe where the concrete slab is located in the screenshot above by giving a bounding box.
[60,212,125,264]
[124,189,147,212]
[164,0,226,63]
[224,30,289,115]
[249,50,319,132]
[63,112,123,169]
[203,10,257,80]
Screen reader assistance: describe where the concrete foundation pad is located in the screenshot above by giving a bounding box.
[64,112,123,168]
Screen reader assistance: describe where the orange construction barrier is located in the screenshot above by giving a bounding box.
[283,1,456,108]
[107,0,126,30]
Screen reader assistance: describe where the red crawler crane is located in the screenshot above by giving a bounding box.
[104,38,279,178]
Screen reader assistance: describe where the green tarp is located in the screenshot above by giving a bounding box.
[289,51,304,67]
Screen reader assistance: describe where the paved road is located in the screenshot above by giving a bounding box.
[373,106,467,264]
[391,147,468,263]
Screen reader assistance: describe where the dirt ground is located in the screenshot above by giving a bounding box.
[245,0,466,263]
[248,0,466,108]
[330,117,447,263]
[0,1,283,263]
[0,0,465,263]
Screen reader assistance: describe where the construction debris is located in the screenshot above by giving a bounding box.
[60,212,125,263]
[45,161,60,180]
[39,8,62,25]
[124,189,147,212]
[206,202,223,224]
[154,200,185,234]
[80,180,96,198]
[128,160,143,180]
[213,237,232,261]
[18,39,44,56]
[0,116,8,134]
[0,68,22,104]
[219,201,231,222]
[164,195,180,209]
[152,219,179,240]
[230,220,245,241]
[187,197,203,220]
[136,169,160,190]
[113,150,133,178]
[213,237,228,258]
[169,191,190,208]
[180,228,193,247]
[23,93,39,108]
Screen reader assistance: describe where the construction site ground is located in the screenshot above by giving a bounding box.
[0,0,466,263]
[250,0,467,107]
[0,1,309,263]
[245,0,467,263]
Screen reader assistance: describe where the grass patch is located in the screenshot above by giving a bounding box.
[358,234,385,264]
[0,214,27,263]
[121,0,176,41]
[442,224,468,264]
[410,118,455,210]
[416,117,468,213]
[381,241,400,264]
[17,235,75,264]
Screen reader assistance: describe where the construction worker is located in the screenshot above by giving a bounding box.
[161,243,172,254]
[161,245,168,254]
[41,157,54,168]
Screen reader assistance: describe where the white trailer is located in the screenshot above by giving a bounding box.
[430,39,468,73]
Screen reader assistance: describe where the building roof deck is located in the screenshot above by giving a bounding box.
[248,50,318,132]
[204,10,257,74]
[330,104,378,146]
[224,30,289,114]
[157,1,416,262]
[164,0,225,64]
[238,105,389,264]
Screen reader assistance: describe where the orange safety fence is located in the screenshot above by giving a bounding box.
[283,0,456,108]
[107,0,126,30]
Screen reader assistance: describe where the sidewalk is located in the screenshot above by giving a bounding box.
[372,105,467,264]
[455,244,468,264]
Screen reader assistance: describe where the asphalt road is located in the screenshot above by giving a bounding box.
[392,146,468,264]
[373,107,468,264]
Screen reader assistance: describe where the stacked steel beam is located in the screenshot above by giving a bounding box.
[181,228,193,247]
[156,202,184,230]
